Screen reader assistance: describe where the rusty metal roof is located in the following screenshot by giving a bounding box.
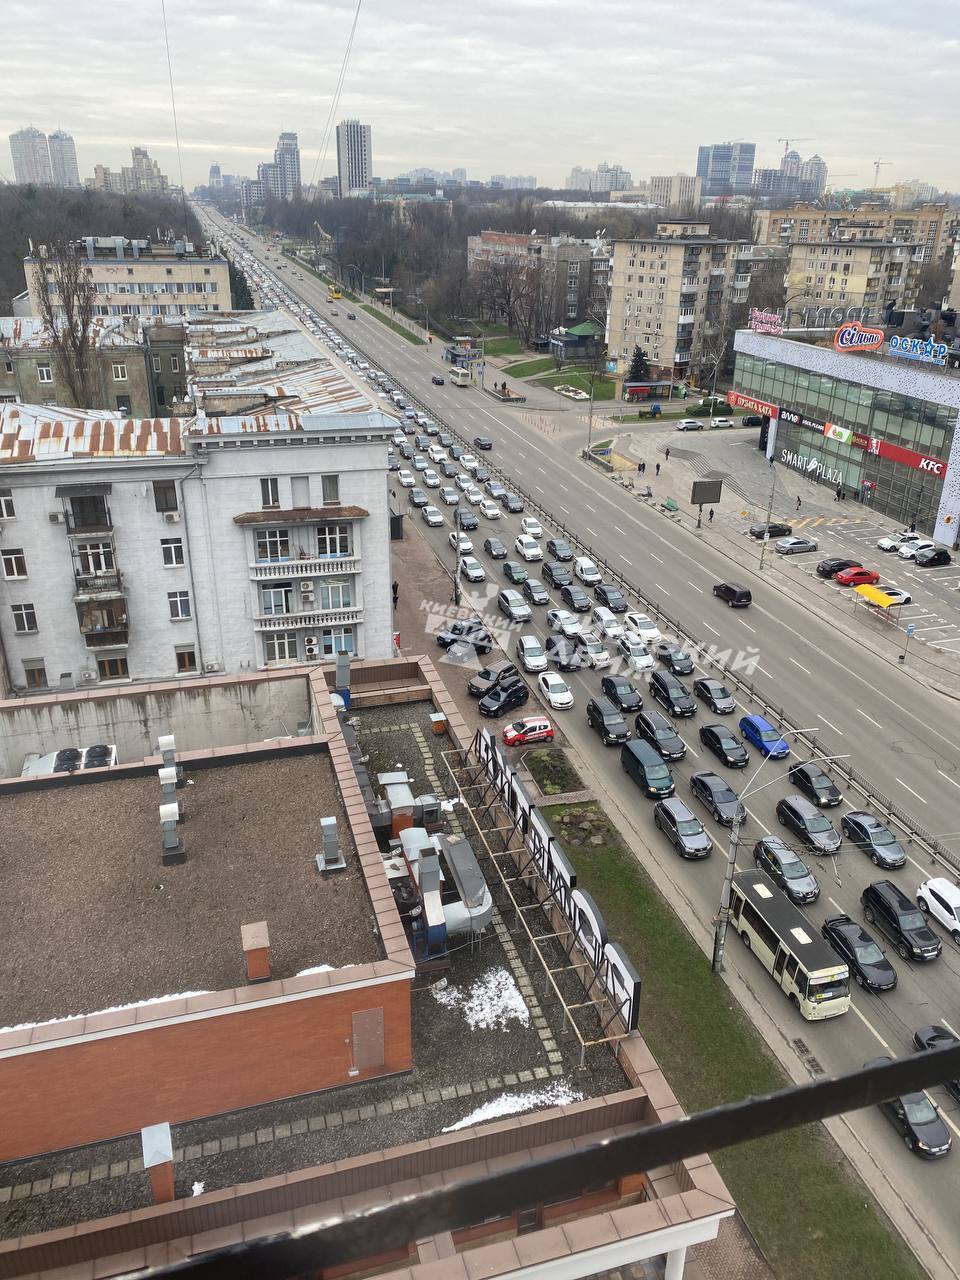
[0,404,184,463]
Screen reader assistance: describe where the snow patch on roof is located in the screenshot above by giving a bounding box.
[430,967,530,1032]
[442,1082,584,1133]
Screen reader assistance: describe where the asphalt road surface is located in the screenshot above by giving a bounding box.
[203,209,960,1280]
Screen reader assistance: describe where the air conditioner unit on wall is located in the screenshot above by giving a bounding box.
[80,670,97,682]
[164,511,181,524]
[203,661,220,673]
[298,579,314,592]
[49,511,65,524]
[304,635,319,646]
[304,644,319,657]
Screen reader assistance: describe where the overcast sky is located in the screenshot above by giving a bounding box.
[3,0,958,192]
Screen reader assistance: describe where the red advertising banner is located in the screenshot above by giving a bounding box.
[727,391,778,416]
[874,439,946,476]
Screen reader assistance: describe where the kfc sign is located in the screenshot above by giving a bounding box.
[834,322,885,353]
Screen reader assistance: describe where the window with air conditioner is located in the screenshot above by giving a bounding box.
[153,480,178,512]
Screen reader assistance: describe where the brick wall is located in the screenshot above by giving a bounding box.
[0,976,411,1163]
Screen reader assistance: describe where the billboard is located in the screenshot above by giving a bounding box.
[691,478,723,506]
[833,321,884,353]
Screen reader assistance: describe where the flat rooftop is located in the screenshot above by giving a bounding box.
[0,752,380,1029]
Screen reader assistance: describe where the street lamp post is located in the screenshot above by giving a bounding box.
[757,464,778,572]
[712,736,846,973]
[452,506,462,606]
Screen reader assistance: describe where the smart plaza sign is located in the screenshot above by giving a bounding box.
[473,728,641,1033]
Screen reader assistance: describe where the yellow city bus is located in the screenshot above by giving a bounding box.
[327,287,342,301]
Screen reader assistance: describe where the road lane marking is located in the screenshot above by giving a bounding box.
[828,896,844,912]
[559,483,568,492]
[756,666,774,678]
[703,622,720,637]
[650,553,664,564]
[538,466,546,474]
[857,709,883,729]
[895,778,926,804]
[687,581,703,593]
[614,526,626,535]
[536,486,545,494]
[788,658,811,674]
[942,1017,960,1039]
[744,805,770,834]
[654,584,671,596]
[936,769,960,791]
[585,504,596,513]
[559,506,570,514]
[848,1000,893,1051]
[586,527,596,536]
[818,714,843,735]
[740,621,755,633]
[619,555,633,565]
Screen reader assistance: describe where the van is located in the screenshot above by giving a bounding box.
[586,696,629,745]
[712,581,752,608]
[620,739,675,798]
[861,880,942,962]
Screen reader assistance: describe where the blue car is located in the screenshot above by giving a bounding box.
[739,714,790,758]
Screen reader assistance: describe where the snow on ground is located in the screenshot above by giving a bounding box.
[430,967,530,1031]
[442,1082,584,1133]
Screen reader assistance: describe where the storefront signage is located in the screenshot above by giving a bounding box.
[779,447,844,485]
[834,321,885,353]
[823,422,852,444]
[727,390,777,417]
[888,335,949,366]
[874,439,946,476]
[749,308,783,336]
[779,407,826,433]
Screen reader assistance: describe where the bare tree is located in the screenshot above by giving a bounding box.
[691,293,748,392]
[32,240,98,408]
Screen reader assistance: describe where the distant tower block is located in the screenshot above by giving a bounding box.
[141,1122,174,1204]
[242,920,271,982]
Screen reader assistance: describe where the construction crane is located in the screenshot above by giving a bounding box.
[872,158,890,186]
[778,137,814,155]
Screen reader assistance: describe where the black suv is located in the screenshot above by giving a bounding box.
[753,836,820,904]
[712,581,751,608]
[546,537,574,562]
[601,674,642,713]
[501,492,524,513]
[543,561,573,588]
[634,710,686,761]
[657,645,695,676]
[821,915,897,992]
[649,670,697,717]
[522,578,549,606]
[478,678,529,718]
[775,795,841,854]
[594,583,627,612]
[861,880,942,962]
[654,798,713,859]
[586,696,630,746]
[699,723,748,768]
[560,584,591,612]
[468,660,520,698]
[788,761,843,808]
[435,618,492,654]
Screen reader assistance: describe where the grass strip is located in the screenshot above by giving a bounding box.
[525,749,584,796]
[502,356,558,378]
[362,305,426,345]
[540,802,924,1280]
[533,372,617,401]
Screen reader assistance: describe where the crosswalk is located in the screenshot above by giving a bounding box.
[791,513,871,531]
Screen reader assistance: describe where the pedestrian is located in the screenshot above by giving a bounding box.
[641,460,646,474]
[708,507,714,523]
[392,580,399,608]
[909,521,917,533]
[664,447,670,462]
[834,484,841,503]
[637,461,643,475]
[796,496,802,511]
[655,462,661,477]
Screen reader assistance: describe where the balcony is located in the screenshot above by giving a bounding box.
[734,274,751,286]
[66,506,113,535]
[250,555,361,580]
[74,570,124,599]
[82,626,130,649]
[255,605,363,631]
[674,351,691,364]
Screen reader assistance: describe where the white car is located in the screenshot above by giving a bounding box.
[711,417,734,427]
[515,534,543,562]
[623,611,661,643]
[428,445,446,463]
[520,516,543,538]
[459,556,485,582]
[449,531,473,554]
[617,633,654,672]
[455,473,473,491]
[421,506,443,527]
[464,485,484,505]
[516,634,548,673]
[422,469,440,488]
[574,556,602,585]
[875,586,912,606]
[461,454,480,473]
[397,469,415,488]
[877,531,920,552]
[392,431,406,446]
[592,606,623,640]
[439,487,459,505]
[917,877,960,944]
[479,499,502,520]
[576,630,611,669]
[538,670,575,710]
[897,539,935,560]
[546,608,583,638]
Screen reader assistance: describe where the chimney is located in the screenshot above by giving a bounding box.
[141,1122,175,1204]
[158,765,178,805]
[241,921,270,981]
[316,815,346,873]
[160,801,184,865]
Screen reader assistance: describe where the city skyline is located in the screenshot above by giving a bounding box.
[0,0,957,192]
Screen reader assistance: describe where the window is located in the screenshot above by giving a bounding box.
[11,603,37,633]
[152,356,162,373]
[37,364,53,384]
[264,631,298,662]
[23,660,47,689]
[4,359,13,374]
[116,394,131,413]
[317,523,351,558]
[168,590,191,620]
[77,541,114,574]
[156,385,166,406]
[255,527,291,561]
[112,362,128,381]
[175,646,197,673]
[319,579,351,610]
[165,267,173,276]
[260,584,292,615]
[260,477,280,508]
[321,474,340,505]
[170,355,180,373]
[97,655,129,680]
[0,489,14,518]
[161,537,184,566]
[153,480,178,512]
[290,475,310,508]
[1,547,27,578]
[321,626,355,656]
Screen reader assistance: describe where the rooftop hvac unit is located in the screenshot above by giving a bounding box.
[304,635,319,646]
[163,511,181,524]
[298,579,314,592]
[304,643,320,657]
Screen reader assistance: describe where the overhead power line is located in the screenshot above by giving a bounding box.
[309,0,364,192]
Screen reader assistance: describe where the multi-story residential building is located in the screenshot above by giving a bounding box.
[489,174,537,190]
[257,160,280,200]
[754,202,948,264]
[85,146,169,196]
[208,162,223,189]
[566,162,633,192]
[47,129,80,188]
[783,236,923,317]
[888,179,939,209]
[753,151,827,200]
[606,222,751,380]
[24,236,232,322]
[273,132,301,199]
[466,230,595,322]
[336,119,372,197]
[0,316,183,416]
[9,126,53,186]
[948,245,960,314]
[649,174,703,209]
[89,163,125,195]
[239,176,263,215]
[696,142,756,196]
[0,404,394,692]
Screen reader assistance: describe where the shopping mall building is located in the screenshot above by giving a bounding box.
[731,328,960,545]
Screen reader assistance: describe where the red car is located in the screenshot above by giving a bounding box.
[502,716,554,746]
[835,566,880,586]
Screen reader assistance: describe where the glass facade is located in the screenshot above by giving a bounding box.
[734,352,957,532]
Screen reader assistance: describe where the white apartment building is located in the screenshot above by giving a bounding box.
[9,127,53,186]
[48,130,80,188]
[0,405,394,693]
[649,174,702,209]
[336,120,372,197]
